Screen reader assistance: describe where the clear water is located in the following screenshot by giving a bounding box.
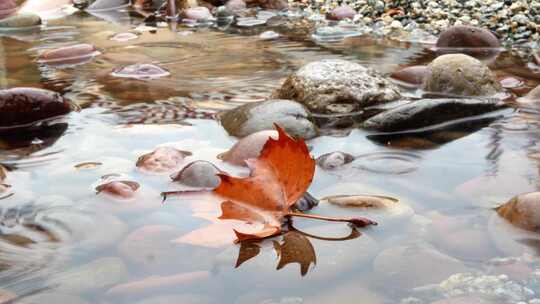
[0,8,540,304]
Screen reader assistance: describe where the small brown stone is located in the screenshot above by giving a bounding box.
[496,192,540,232]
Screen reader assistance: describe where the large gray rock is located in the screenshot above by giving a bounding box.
[273,59,401,114]
[422,54,502,96]
[362,98,506,132]
[218,99,318,139]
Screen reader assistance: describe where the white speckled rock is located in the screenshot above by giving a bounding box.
[274,59,401,114]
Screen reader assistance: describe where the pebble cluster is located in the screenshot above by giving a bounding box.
[294,0,540,45]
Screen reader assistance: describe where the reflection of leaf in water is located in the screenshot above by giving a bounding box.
[234,226,361,276]
[235,241,261,268]
[518,238,540,256]
[273,231,316,276]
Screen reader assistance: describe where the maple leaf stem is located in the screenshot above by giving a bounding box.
[286,212,377,227]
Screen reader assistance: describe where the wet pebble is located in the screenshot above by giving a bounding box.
[48,257,128,293]
[326,5,355,21]
[422,54,502,96]
[316,151,355,170]
[182,7,213,21]
[0,13,41,28]
[219,130,278,166]
[496,192,540,232]
[225,0,246,13]
[499,76,524,89]
[136,147,192,173]
[373,244,468,290]
[390,65,428,87]
[171,161,221,188]
[259,30,280,40]
[218,99,318,139]
[38,43,100,66]
[273,59,401,114]
[436,25,501,49]
[111,63,171,80]
[0,87,74,129]
[362,98,505,132]
[110,32,139,42]
[96,180,140,200]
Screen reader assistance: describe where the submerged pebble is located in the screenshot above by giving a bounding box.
[316,151,355,170]
[95,180,140,199]
[171,161,221,188]
[0,0,17,19]
[219,130,278,166]
[518,85,540,104]
[136,147,192,173]
[436,25,501,49]
[182,7,213,21]
[390,65,428,87]
[326,5,355,21]
[38,43,100,66]
[236,18,266,27]
[111,63,171,80]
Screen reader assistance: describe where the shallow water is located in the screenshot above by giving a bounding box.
[1,7,540,304]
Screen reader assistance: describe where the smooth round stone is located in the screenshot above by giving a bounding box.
[236,18,266,27]
[219,130,278,166]
[422,54,501,97]
[111,63,171,80]
[390,65,428,86]
[137,147,192,173]
[218,99,318,139]
[436,25,501,49]
[326,5,355,21]
[496,192,540,231]
[373,244,468,290]
[110,32,139,42]
[182,7,213,21]
[38,43,100,65]
[172,161,221,188]
[0,13,41,28]
[18,293,90,304]
[47,257,128,293]
[0,87,74,129]
[316,151,355,170]
[259,30,280,40]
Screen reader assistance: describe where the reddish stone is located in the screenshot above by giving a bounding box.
[327,5,355,21]
[436,25,500,49]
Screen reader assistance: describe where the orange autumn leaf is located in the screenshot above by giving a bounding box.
[214,124,315,242]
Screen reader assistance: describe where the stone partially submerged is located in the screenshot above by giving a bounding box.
[218,99,318,139]
[422,54,502,97]
[0,87,74,130]
[273,59,401,114]
[362,98,506,132]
